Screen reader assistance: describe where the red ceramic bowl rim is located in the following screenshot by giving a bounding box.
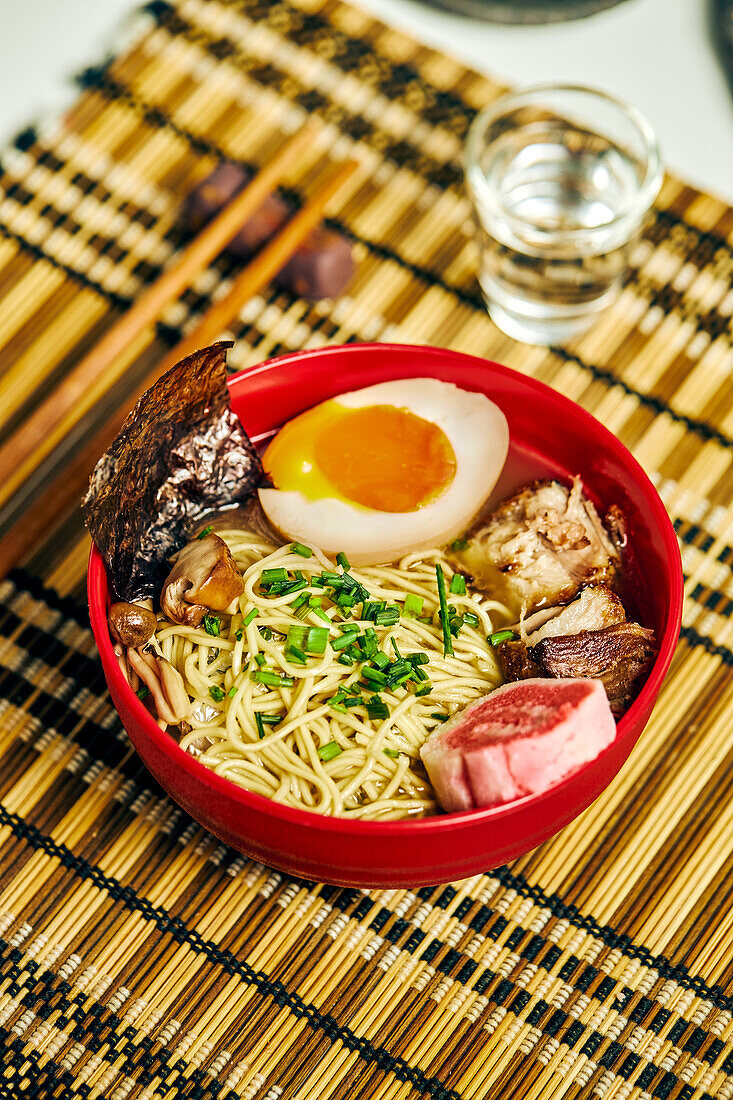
[87,342,683,837]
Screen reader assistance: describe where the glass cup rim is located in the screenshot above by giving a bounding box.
[464,82,663,240]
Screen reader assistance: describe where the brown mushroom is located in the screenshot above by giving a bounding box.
[127,647,191,726]
[161,533,244,627]
[108,601,157,648]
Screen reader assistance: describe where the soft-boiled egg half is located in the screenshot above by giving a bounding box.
[258,378,509,565]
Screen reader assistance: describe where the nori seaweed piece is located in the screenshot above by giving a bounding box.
[82,341,263,602]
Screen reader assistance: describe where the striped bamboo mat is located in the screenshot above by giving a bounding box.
[0,0,732,1096]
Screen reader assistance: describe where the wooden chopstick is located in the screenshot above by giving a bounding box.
[0,123,318,497]
[0,156,360,580]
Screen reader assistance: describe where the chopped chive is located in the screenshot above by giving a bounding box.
[260,714,281,726]
[235,629,244,641]
[243,608,259,627]
[290,542,313,558]
[308,595,322,608]
[372,651,390,670]
[258,626,272,641]
[449,614,464,637]
[384,748,401,759]
[227,685,238,698]
[286,645,308,665]
[280,579,308,597]
[412,665,429,682]
[463,611,479,628]
[408,652,430,666]
[294,602,312,621]
[337,652,356,666]
[254,653,267,667]
[330,703,347,714]
[203,614,221,637]
[336,551,350,570]
[390,639,402,659]
[209,685,225,702]
[318,741,343,761]
[435,565,454,658]
[261,568,288,585]
[375,606,399,626]
[449,536,469,551]
[362,666,388,686]
[449,573,467,596]
[343,695,363,708]
[287,624,308,649]
[255,712,265,738]
[320,571,341,583]
[430,712,448,722]
[339,572,358,593]
[488,629,517,646]
[418,614,433,624]
[197,525,214,539]
[252,670,295,687]
[362,628,379,658]
[311,607,333,626]
[136,685,150,700]
[366,695,389,721]
[306,627,329,654]
[414,683,433,696]
[403,593,424,618]
[311,576,325,588]
[332,632,358,652]
[291,591,309,610]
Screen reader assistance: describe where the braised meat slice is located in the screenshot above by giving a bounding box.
[532,622,656,716]
[451,477,620,617]
[496,584,655,717]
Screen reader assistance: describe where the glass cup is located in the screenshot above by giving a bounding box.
[464,84,663,345]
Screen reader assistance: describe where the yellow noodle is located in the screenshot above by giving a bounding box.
[156,529,509,819]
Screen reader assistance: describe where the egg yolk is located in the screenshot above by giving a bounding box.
[263,402,457,512]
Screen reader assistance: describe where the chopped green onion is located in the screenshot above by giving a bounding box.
[375,606,399,626]
[414,683,433,696]
[332,632,359,652]
[366,695,389,721]
[308,595,322,608]
[311,576,325,588]
[280,579,308,596]
[385,660,411,685]
[203,614,221,637]
[290,542,313,558]
[261,568,288,585]
[418,615,433,624]
[449,573,467,596]
[243,608,259,627]
[311,606,333,626]
[295,602,312,621]
[235,629,244,641]
[136,685,150,700]
[286,645,308,666]
[372,651,390,670]
[408,652,429,666]
[209,685,225,702]
[362,628,379,658]
[260,714,281,726]
[252,670,295,687]
[330,703,347,714]
[343,695,363,708]
[340,572,358,593]
[403,593,424,618]
[361,601,384,621]
[435,565,454,658]
[430,712,448,722]
[449,613,464,637]
[320,571,341,583]
[227,685,238,698]
[336,551,350,570]
[258,626,272,641]
[449,536,469,551]
[488,629,517,646]
[255,712,266,738]
[463,611,479,628]
[254,654,267,667]
[197,525,214,539]
[390,639,403,659]
[287,624,308,649]
[318,741,343,762]
[412,665,429,682]
[306,627,329,654]
[384,748,401,759]
[337,652,356,666]
[362,666,388,686]
[291,592,309,610]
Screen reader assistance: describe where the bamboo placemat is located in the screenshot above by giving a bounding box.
[0,1,732,1096]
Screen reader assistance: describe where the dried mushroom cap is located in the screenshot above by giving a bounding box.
[108,601,157,648]
[161,533,244,626]
[82,342,262,603]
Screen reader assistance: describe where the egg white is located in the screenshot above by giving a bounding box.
[258,378,509,565]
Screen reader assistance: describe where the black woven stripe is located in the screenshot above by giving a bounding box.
[0,805,460,1100]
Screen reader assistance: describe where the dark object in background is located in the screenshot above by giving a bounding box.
[184,162,291,256]
[82,342,263,603]
[423,0,630,21]
[711,0,733,95]
[275,226,355,300]
[184,162,355,298]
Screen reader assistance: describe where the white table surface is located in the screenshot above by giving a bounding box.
[0,0,731,201]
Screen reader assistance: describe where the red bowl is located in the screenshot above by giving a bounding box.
[88,343,682,887]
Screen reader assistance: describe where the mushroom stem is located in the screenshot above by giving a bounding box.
[127,647,191,726]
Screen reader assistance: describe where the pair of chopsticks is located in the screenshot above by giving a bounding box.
[0,124,359,578]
